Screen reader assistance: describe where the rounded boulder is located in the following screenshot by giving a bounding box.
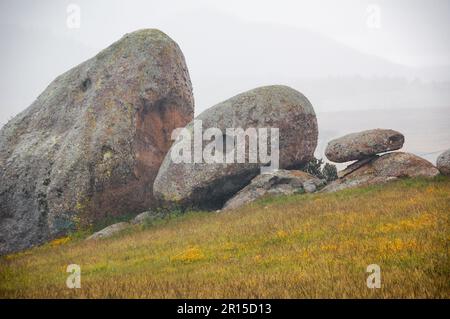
[436,149,450,176]
[325,129,404,163]
[153,85,318,209]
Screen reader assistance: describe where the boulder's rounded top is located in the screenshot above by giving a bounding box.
[121,28,174,42]
[94,28,182,64]
[202,85,316,119]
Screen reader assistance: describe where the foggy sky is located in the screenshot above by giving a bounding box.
[1,0,450,125]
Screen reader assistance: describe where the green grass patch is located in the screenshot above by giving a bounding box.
[0,176,449,298]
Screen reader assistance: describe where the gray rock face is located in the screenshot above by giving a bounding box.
[131,211,154,224]
[153,85,318,209]
[86,222,130,240]
[0,29,194,255]
[322,152,440,192]
[131,210,165,225]
[337,156,378,178]
[436,149,450,176]
[223,170,325,210]
[132,210,167,225]
[325,129,404,163]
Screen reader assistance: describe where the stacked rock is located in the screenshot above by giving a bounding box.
[323,129,440,192]
[325,129,404,164]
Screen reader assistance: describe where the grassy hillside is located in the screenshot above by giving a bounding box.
[1,177,449,298]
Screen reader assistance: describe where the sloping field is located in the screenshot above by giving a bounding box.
[1,177,449,298]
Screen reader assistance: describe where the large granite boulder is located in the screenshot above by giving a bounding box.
[154,85,318,209]
[436,149,450,176]
[0,29,194,255]
[322,152,440,192]
[223,170,325,211]
[325,129,404,163]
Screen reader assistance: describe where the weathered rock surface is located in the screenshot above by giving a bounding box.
[322,152,440,192]
[131,211,154,224]
[0,29,194,255]
[223,170,325,210]
[131,210,165,224]
[337,156,378,178]
[86,222,130,240]
[325,129,404,163]
[131,210,170,225]
[436,149,450,176]
[154,85,318,209]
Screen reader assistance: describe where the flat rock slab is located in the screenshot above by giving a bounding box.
[325,129,404,163]
[131,211,165,224]
[131,211,154,224]
[337,156,378,178]
[322,152,439,192]
[223,170,326,210]
[86,222,130,240]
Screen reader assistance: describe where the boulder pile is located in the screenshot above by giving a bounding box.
[323,129,440,192]
[0,28,447,252]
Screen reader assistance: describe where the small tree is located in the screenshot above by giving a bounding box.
[302,158,338,182]
[302,158,324,179]
[322,163,338,182]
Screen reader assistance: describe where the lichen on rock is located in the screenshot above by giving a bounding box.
[0,29,194,255]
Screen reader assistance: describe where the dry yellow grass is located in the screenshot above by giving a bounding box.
[1,177,449,298]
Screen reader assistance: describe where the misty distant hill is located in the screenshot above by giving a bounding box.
[160,10,450,112]
[1,9,449,125]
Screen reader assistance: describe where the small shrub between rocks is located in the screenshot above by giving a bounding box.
[302,158,338,182]
[302,158,324,179]
[323,163,338,182]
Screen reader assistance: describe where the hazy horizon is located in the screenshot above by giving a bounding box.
[1,0,449,147]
